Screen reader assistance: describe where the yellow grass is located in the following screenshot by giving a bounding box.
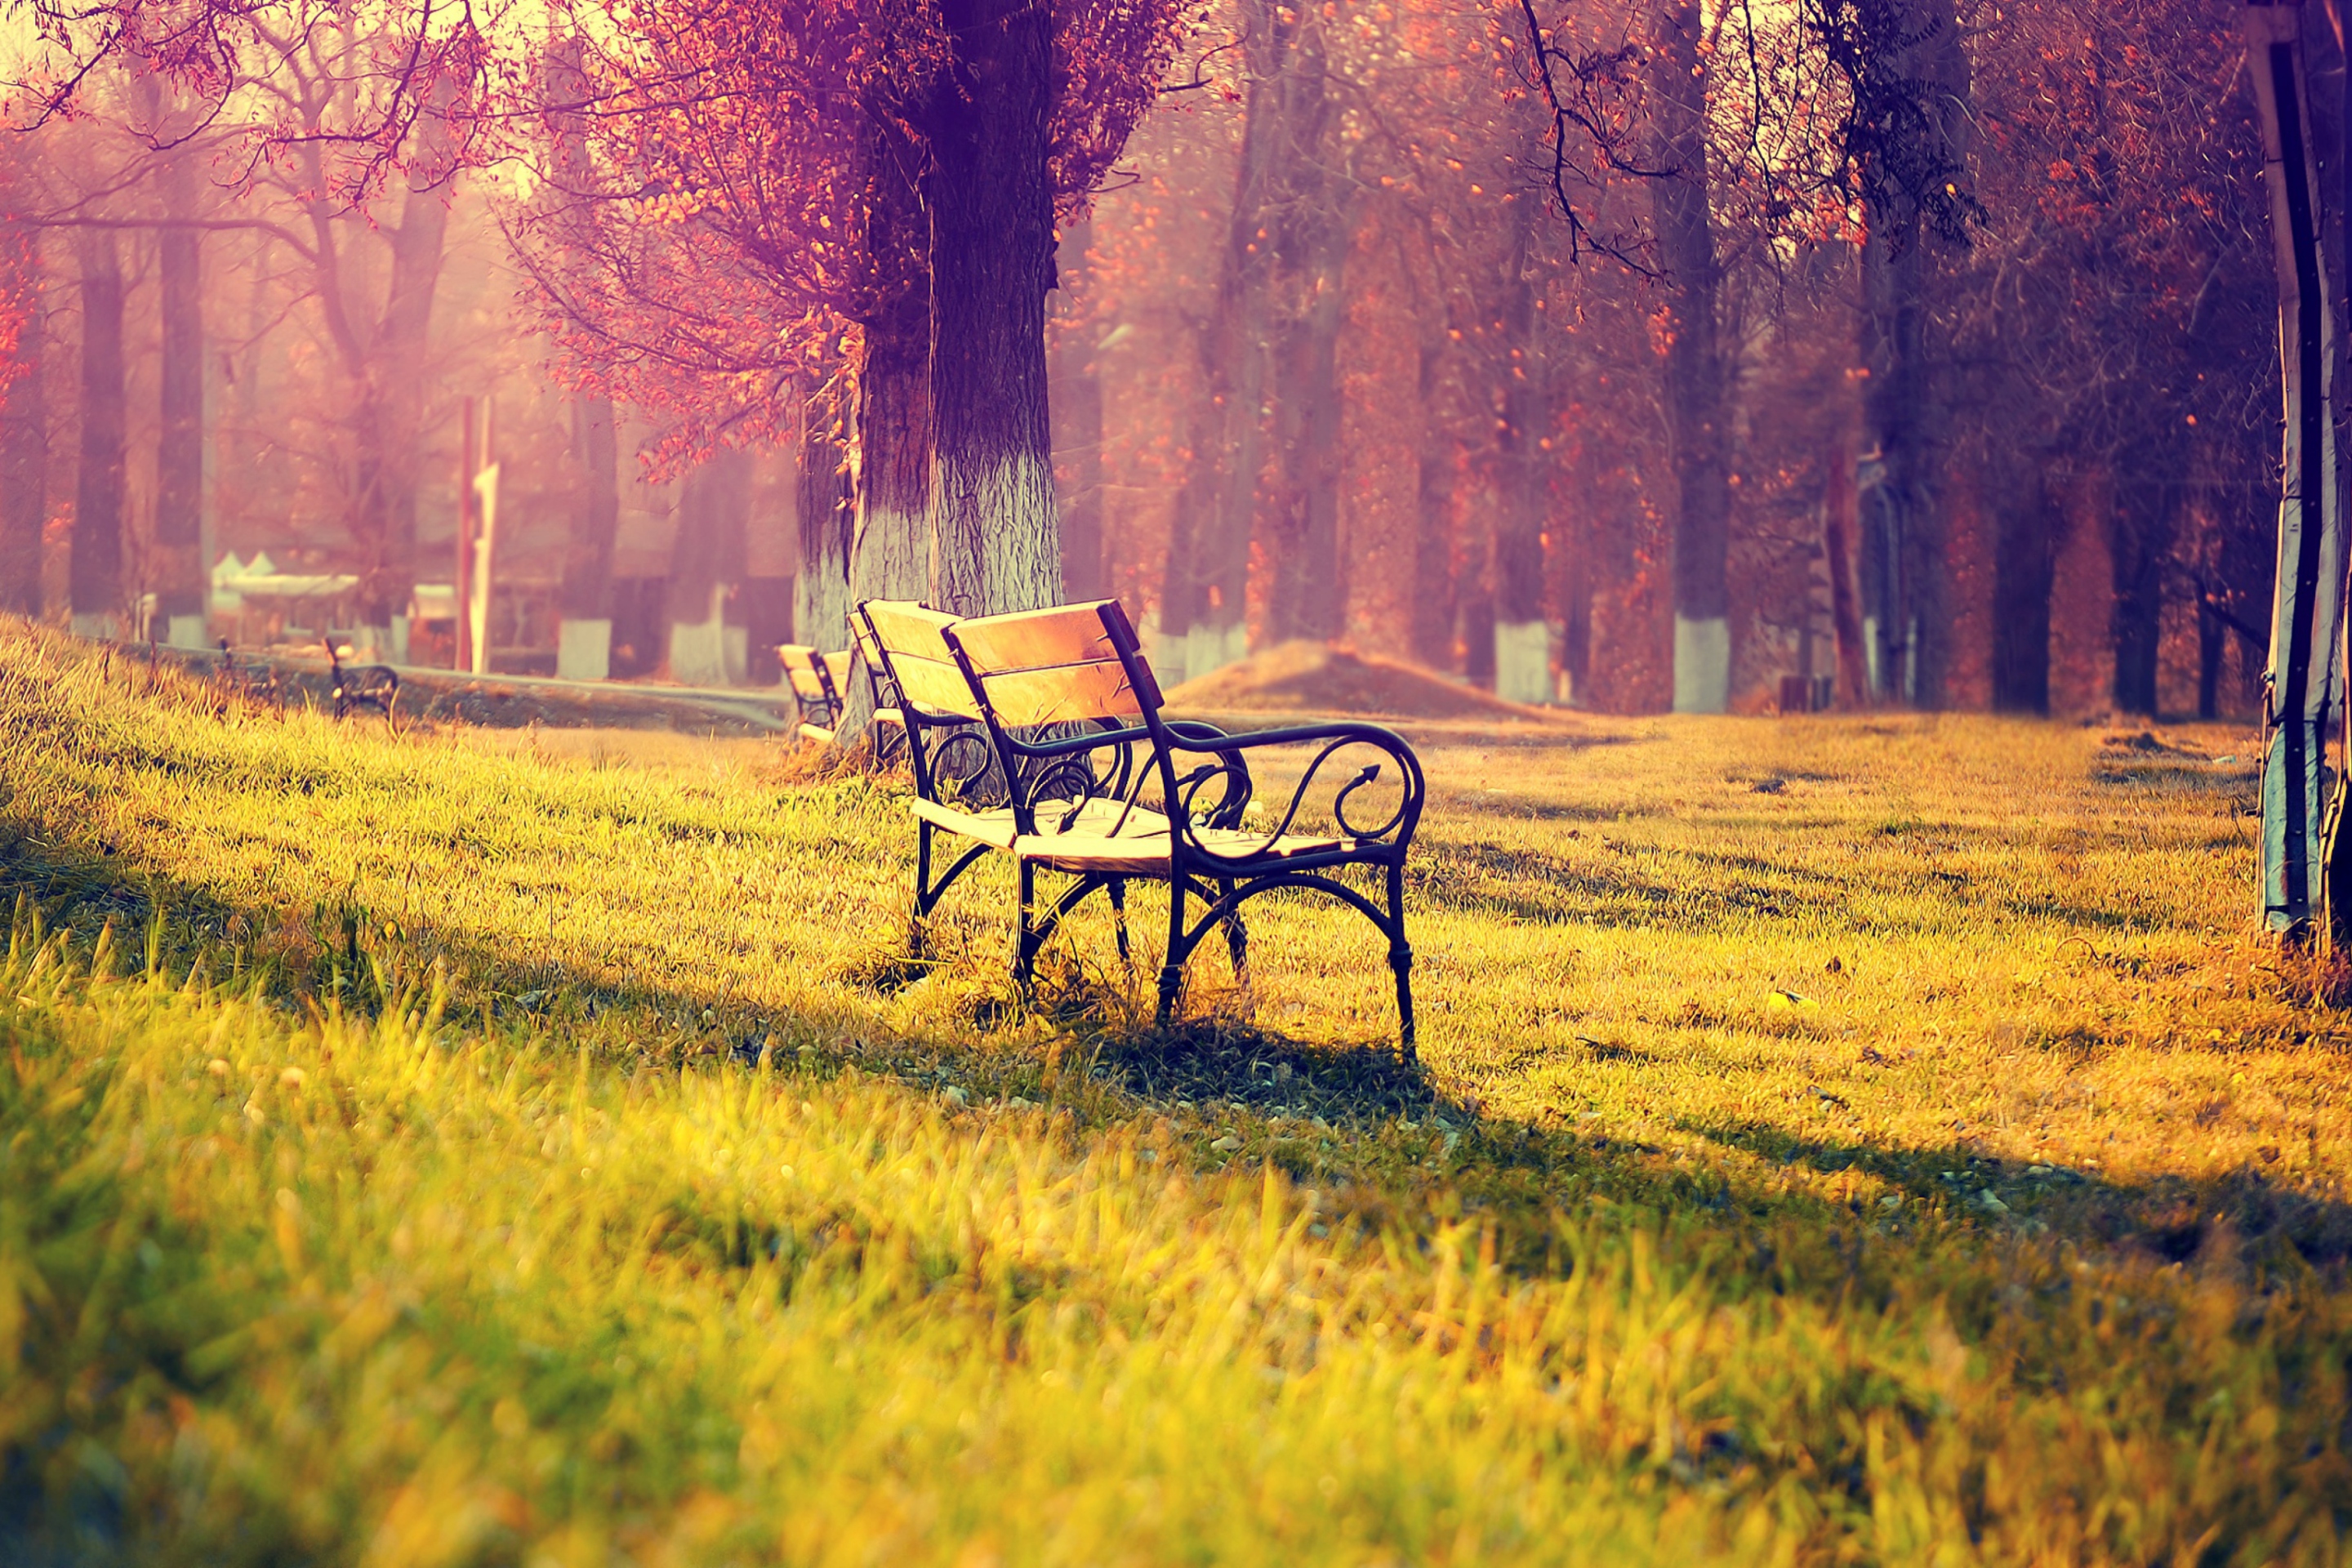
[2,620,2347,1565]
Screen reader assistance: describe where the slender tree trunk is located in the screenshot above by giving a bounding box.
[154,158,207,647]
[1991,467,2061,712]
[1859,0,1970,709]
[1164,0,1284,681]
[1492,190,1550,703]
[927,0,1059,617]
[2109,479,2175,715]
[1408,304,1457,670]
[0,226,42,617]
[1267,229,1353,643]
[1651,0,1731,713]
[71,229,125,636]
[550,34,619,679]
[359,181,449,640]
[795,392,853,652]
[667,449,752,685]
[1821,432,1869,707]
[1050,217,1107,601]
[558,394,621,677]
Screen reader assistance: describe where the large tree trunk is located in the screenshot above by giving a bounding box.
[1651,0,1731,714]
[1050,217,1107,601]
[1492,190,1550,704]
[558,394,621,677]
[70,229,125,637]
[0,226,42,617]
[926,0,1059,617]
[156,157,207,648]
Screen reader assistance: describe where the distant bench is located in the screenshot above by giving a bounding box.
[777,627,902,752]
[857,597,1425,1056]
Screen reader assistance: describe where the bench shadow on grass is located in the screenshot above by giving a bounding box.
[11,824,2352,1298]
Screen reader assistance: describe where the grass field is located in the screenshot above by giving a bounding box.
[2,619,2349,1565]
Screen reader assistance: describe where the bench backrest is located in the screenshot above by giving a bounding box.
[776,648,842,728]
[941,602,1160,729]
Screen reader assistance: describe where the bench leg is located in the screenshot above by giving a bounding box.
[1108,878,1130,964]
[1387,862,1415,1065]
[1155,878,1187,1027]
[909,820,942,957]
[1013,861,1040,995]
[1217,877,1250,989]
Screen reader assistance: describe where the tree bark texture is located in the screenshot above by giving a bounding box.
[71,229,125,630]
[926,0,1060,617]
[153,153,207,636]
[0,228,42,617]
[1650,0,1731,714]
[796,397,854,652]
[1050,218,1107,601]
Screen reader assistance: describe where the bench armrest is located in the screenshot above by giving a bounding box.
[1162,719,1423,850]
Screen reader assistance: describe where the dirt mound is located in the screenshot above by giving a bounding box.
[1165,640,1555,721]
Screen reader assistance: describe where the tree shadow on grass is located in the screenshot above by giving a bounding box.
[14,815,2352,1303]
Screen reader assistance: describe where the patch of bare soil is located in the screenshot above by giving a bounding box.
[1165,640,1561,723]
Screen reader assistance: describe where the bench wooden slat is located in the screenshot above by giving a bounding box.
[947,602,1120,673]
[914,795,1168,853]
[888,652,989,719]
[973,658,1143,727]
[1013,824,1348,875]
[864,601,960,659]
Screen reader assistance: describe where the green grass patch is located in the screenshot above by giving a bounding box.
[2,620,2348,1564]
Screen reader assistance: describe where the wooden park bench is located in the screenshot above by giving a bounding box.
[778,632,904,754]
[777,644,850,744]
[858,597,1426,1056]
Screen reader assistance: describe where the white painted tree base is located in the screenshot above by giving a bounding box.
[1673,615,1730,714]
[557,619,612,681]
[1494,620,1550,705]
[165,615,208,651]
[69,613,120,639]
[669,606,746,688]
[1182,621,1248,685]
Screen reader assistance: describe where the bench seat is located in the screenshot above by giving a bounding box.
[1013,823,1350,874]
[911,793,1150,853]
